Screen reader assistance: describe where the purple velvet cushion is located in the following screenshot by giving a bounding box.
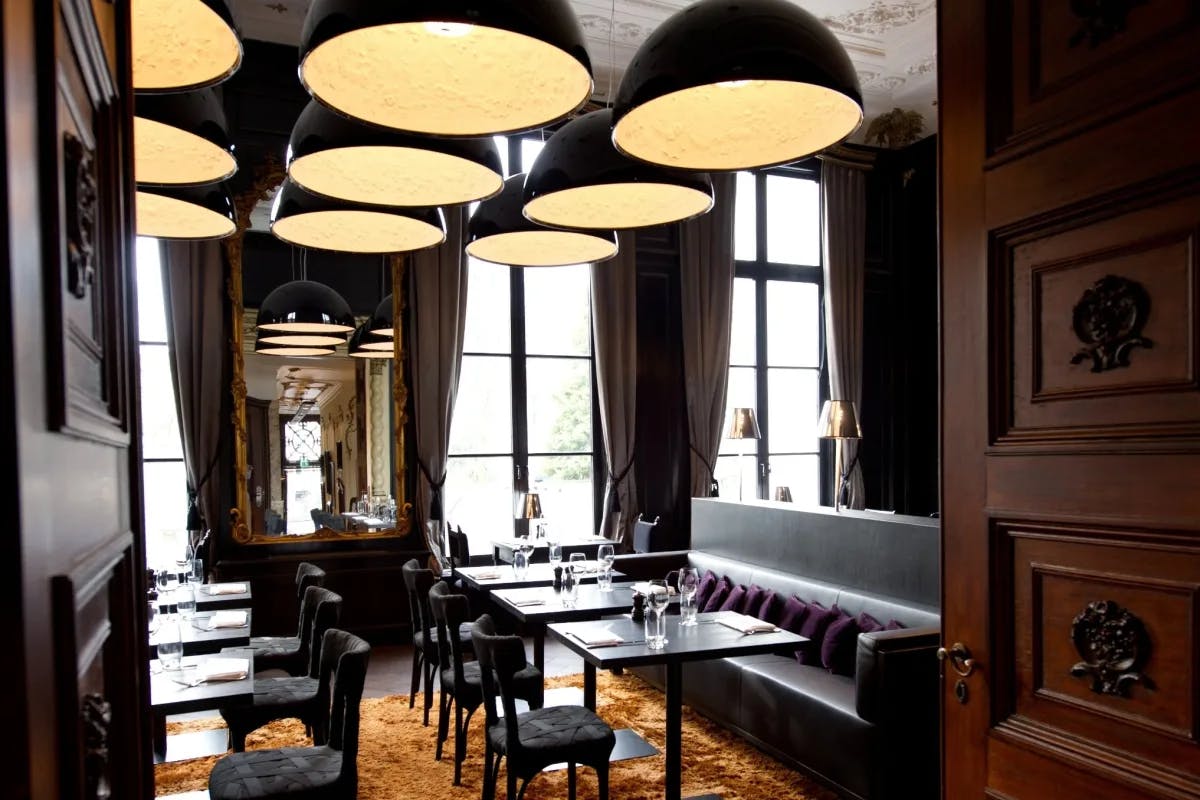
[885,619,906,631]
[719,584,748,613]
[743,584,768,617]
[756,591,782,624]
[778,595,809,634]
[702,578,732,612]
[821,611,862,676]
[796,602,839,665]
[858,612,884,635]
[695,571,719,609]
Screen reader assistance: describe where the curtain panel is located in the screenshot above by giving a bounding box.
[161,240,227,554]
[591,231,638,548]
[679,173,737,499]
[408,206,469,555]
[820,158,868,509]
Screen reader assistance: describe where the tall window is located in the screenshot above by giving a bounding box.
[445,135,600,555]
[136,238,189,568]
[715,168,825,505]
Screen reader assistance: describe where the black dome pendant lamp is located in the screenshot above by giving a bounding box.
[257,279,356,336]
[612,0,863,171]
[467,175,619,268]
[299,0,593,137]
[133,0,242,93]
[270,180,446,254]
[367,294,395,338]
[135,89,237,186]
[348,322,396,359]
[288,101,503,208]
[136,183,236,240]
[523,108,714,231]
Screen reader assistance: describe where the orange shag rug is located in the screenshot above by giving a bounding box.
[157,671,837,799]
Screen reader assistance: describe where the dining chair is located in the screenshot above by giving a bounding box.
[448,525,471,568]
[402,559,473,726]
[220,587,343,751]
[472,615,615,800]
[208,628,371,800]
[429,585,543,785]
[248,563,327,676]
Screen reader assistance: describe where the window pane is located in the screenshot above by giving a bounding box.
[524,265,591,356]
[445,456,514,555]
[139,344,183,459]
[463,258,511,354]
[766,280,820,367]
[136,237,168,343]
[719,366,756,456]
[284,467,323,534]
[729,277,756,366]
[529,455,594,537]
[767,368,819,453]
[769,454,819,507]
[143,460,188,569]
[735,171,757,262]
[714,453,757,501]
[520,137,546,172]
[526,357,592,454]
[766,175,820,266]
[450,356,513,454]
[494,135,510,178]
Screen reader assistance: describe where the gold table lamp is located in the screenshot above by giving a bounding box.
[520,491,544,538]
[727,407,761,502]
[817,400,862,512]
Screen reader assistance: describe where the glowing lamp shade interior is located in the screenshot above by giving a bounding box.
[467,175,618,267]
[299,2,592,136]
[255,341,337,357]
[257,332,348,347]
[133,0,242,92]
[367,295,395,337]
[612,0,863,171]
[348,323,396,358]
[523,109,713,230]
[134,90,236,186]
[256,280,356,335]
[136,184,236,240]
[270,180,446,254]
[287,101,503,207]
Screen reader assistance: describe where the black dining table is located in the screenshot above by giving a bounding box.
[148,608,252,658]
[548,612,807,800]
[149,648,255,762]
[193,581,253,611]
[491,534,613,564]
[453,562,626,593]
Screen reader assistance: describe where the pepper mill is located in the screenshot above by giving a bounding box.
[631,592,645,622]
[553,565,563,590]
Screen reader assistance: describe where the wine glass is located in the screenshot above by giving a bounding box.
[677,567,699,625]
[597,544,615,591]
[568,551,587,575]
[646,578,670,649]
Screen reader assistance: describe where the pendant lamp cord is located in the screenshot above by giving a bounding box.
[607,0,616,106]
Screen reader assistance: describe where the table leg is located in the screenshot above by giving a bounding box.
[153,712,167,762]
[583,662,596,711]
[665,661,682,800]
[533,627,545,673]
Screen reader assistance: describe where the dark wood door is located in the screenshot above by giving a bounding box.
[3,0,149,798]
[941,2,1200,798]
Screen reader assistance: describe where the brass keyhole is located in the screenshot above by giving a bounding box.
[955,679,969,704]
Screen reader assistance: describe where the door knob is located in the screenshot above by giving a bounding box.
[937,642,976,677]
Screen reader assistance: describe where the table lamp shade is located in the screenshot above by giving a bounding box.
[727,407,761,440]
[817,400,862,439]
[520,492,543,520]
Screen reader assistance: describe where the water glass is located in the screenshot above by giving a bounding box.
[157,620,184,671]
[176,583,196,619]
[597,566,613,592]
[677,567,699,626]
[513,547,529,581]
[561,564,578,608]
[598,543,615,570]
[547,541,562,570]
[569,552,587,573]
[188,558,204,585]
[645,579,670,649]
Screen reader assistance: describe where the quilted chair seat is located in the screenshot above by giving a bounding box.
[486,704,615,766]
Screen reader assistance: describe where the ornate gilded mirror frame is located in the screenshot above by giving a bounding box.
[224,158,412,544]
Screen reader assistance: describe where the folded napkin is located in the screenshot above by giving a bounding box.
[631,581,674,597]
[472,570,503,580]
[200,656,249,682]
[210,610,248,628]
[570,625,625,646]
[716,613,779,634]
[203,583,247,595]
[510,598,545,607]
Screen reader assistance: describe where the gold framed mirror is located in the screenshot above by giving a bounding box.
[224,160,411,544]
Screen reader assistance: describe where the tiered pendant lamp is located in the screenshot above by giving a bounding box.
[256,280,355,336]
[612,0,863,171]
[523,109,714,230]
[270,180,446,254]
[348,323,396,359]
[467,175,618,267]
[299,0,593,136]
[367,295,395,337]
[133,0,242,92]
[288,101,503,207]
[135,90,237,186]
[254,336,337,358]
[136,183,236,240]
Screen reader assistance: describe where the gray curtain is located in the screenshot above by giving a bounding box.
[820,158,867,509]
[408,206,469,554]
[161,240,227,550]
[679,173,737,498]
[591,231,638,548]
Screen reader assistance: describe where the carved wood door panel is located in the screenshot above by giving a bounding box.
[942,1,1200,798]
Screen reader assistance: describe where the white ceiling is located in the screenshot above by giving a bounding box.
[229,0,938,143]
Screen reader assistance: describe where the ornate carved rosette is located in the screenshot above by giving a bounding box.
[1069,274,1153,372]
[1069,599,1153,697]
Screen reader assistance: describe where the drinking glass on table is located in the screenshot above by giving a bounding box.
[597,543,615,591]
[513,546,530,581]
[157,619,184,671]
[645,579,670,649]
[677,567,699,625]
[176,583,196,619]
[561,561,578,608]
[187,558,204,585]
[547,540,562,572]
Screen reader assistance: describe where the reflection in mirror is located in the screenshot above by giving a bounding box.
[241,311,395,538]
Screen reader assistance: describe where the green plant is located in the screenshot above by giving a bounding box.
[865,108,925,148]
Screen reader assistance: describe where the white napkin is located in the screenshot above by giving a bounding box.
[716,613,779,634]
[510,598,545,607]
[632,581,673,597]
[211,610,248,628]
[203,583,247,595]
[472,570,503,580]
[200,656,249,681]
[570,625,624,646]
